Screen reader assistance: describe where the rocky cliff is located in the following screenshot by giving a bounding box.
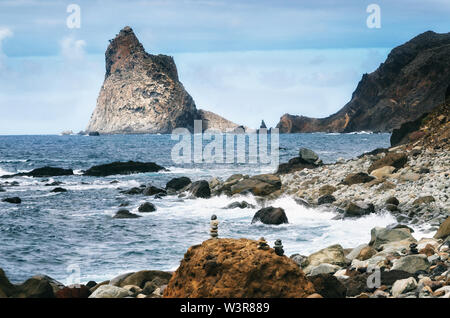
[277,31,450,133]
[86,27,239,134]
[198,109,240,132]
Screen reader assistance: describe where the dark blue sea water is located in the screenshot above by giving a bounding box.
[0,133,393,284]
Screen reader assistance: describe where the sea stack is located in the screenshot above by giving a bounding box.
[86,26,199,134]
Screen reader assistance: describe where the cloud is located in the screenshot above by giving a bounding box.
[0,27,12,68]
[60,36,86,60]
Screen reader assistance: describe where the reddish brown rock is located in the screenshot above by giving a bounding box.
[55,285,91,298]
[368,153,408,173]
[434,216,450,239]
[163,238,315,298]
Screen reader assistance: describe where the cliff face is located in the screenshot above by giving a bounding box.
[86,26,200,134]
[198,109,240,132]
[277,31,450,133]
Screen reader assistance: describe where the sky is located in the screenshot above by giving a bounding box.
[0,0,450,134]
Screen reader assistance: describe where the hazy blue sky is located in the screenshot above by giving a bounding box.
[1,0,450,134]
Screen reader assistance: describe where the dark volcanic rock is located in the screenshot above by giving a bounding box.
[51,187,67,193]
[390,112,429,146]
[84,161,165,176]
[166,177,191,192]
[344,202,375,218]
[55,285,91,298]
[230,174,281,196]
[252,207,288,225]
[121,187,144,195]
[318,194,336,205]
[143,185,166,196]
[308,274,347,298]
[276,31,450,133]
[138,202,156,212]
[2,197,21,204]
[189,180,211,198]
[113,209,141,219]
[368,152,408,173]
[223,201,256,209]
[1,166,73,179]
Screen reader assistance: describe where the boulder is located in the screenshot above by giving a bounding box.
[386,196,400,206]
[356,246,377,261]
[368,152,408,173]
[369,226,415,250]
[163,238,315,298]
[308,264,341,276]
[138,202,156,213]
[50,187,67,193]
[319,185,337,196]
[113,209,141,219]
[2,197,21,204]
[121,187,144,195]
[189,180,211,198]
[118,270,172,289]
[298,148,320,164]
[317,194,336,205]
[55,285,91,298]
[340,273,371,297]
[434,216,450,239]
[380,270,413,286]
[303,245,346,274]
[391,277,417,297]
[230,174,281,196]
[13,276,55,298]
[308,273,347,298]
[0,166,73,178]
[88,285,133,298]
[344,202,375,218]
[251,207,288,225]
[223,201,256,209]
[0,269,17,297]
[345,244,369,262]
[143,186,166,196]
[166,177,191,192]
[276,157,318,174]
[342,172,375,185]
[84,161,165,176]
[391,255,430,274]
[290,254,309,268]
[370,166,396,179]
[413,196,435,205]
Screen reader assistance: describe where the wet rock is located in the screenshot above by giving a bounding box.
[251,207,288,225]
[88,285,133,298]
[163,238,315,298]
[276,157,318,174]
[368,152,408,173]
[223,201,256,209]
[391,255,430,274]
[50,187,67,193]
[121,187,144,195]
[308,273,346,298]
[413,196,435,205]
[189,180,211,198]
[434,216,450,239]
[342,172,375,185]
[138,202,156,212]
[2,197,21,204]
[45,181,63,186]
[84,161,165,177]
[230,174,281,196]
[318,185,337,196]
[318,194,336,205]
[143,186,166,196]
[344,202,375,218]
[113,209,141,219]
[385,204,400,212]
[2,166,74,178]
[166,177,191,192]
[386,196,400,206]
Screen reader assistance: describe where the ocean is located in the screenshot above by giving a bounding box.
[0,132,399,284]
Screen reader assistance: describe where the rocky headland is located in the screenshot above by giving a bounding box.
[277,31,450,133]
[86,26,241,134]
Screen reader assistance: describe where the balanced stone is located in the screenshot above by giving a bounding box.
[274,239,284,256]
[257,237,270,250]
[210,215,219,239]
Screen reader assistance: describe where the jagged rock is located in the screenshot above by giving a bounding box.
[163,238,315,298]
[166,177,191,192]
[434,216,450,239]
[86,26,199,134]
[84,161,165,176]
[138,202,156,212]
[391,113,429,146]
[276,31,450,133]
[189,180,211,198]
[276,157,318,174]
[251,207,288,225]
[368,153,408,173]
[143,185,166,196]
[113,209,141,219]
[198,109,240,132]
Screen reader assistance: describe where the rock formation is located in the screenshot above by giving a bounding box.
[163,238,315,297]
[277,31,450,133]
[86,26,240,134]
[198,109,240,132]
